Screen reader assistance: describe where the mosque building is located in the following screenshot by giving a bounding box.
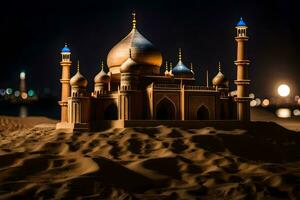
[56,13,251,131]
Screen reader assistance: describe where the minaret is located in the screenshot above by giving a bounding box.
[234,18,251,121]
[59,43,72,122]
[19,71,26,94]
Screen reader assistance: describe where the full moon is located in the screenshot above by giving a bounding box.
[277,84,290,97]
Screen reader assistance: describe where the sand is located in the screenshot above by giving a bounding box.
[0,115,300,199]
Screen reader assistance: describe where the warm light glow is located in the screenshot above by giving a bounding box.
[21,92,28,99]
[276,108,291,118]
[250,100,257,107]
[249,93,255,99]
[293,109,300,116]
[255,98,261,106]
[20,71,26,80]
[262,99,270,107]
[277,84,290,97]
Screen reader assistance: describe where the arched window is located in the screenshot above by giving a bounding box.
[197,105,209,120]
[156,97,176,120]
[104,103,118,120]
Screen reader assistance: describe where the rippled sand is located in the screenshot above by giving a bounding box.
[0,116,300,199]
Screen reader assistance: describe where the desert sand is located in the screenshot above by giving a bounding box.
[0,113,300,200]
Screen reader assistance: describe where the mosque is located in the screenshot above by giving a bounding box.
[56,13,251,131]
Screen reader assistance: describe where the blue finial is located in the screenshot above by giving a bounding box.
[236,17,246,27]
[61,43,71,53]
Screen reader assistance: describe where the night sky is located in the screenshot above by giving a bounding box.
[0,0,299,97]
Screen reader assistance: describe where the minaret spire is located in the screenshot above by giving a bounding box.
[190,62,194,71]
[218,61,221,72]
[178,48,182,61]
[77,60,80,72]
[132,11,136,29]
[165,61,169,71]
[101,61,104,71]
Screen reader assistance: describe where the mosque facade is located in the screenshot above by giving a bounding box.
[56,14,251,131]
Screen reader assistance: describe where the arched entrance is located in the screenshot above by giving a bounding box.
[104,103,118,120]
[156,97,176,120]
[197,105,209,120]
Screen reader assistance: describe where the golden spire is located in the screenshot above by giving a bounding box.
[165,61,168,71]
[77,60,80,72]
[218,61,221,72]
[101,61,104,71]
[178,48,182,61]
[132,11,136,29]
[190,62,194,72]
[170,62,173,70]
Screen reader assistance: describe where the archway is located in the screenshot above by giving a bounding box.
[197,105,209,120]
[156,97,176,120]
[104,103,118,120]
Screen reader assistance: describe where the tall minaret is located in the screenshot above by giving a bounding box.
[234,18,251,121]
[59,44,72,122]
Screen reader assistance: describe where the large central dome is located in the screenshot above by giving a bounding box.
[107,14,163,76]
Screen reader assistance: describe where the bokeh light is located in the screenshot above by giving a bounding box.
[277,84,290,97]
[293,109,300,116]
[20,71,26,80]
[6,88,13,95]
[255,98,261,106]
[249,93,255,99]
[250,100,257,107]
[276,108,291,118]
[28,90,35,97]
[14,90,20,97]
[21,92,28,99]
[262,99,270,107]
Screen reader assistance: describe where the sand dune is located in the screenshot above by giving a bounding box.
[0,116,300,199]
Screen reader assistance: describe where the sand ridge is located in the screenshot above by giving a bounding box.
[0,117,300,199]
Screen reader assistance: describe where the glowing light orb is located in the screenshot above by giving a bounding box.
[276,108,291,118]
[250,100,257,107]
[277,84,290,97]
[262,99,270,107]
[20,71,26,80]
[293,109,300,116]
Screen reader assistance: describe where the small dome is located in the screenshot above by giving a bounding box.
[212,71,229,87]
[61,44,71,53]
[120,57,140,73]
[172,61,193,75]
[70,71,88,88]
[94,67,110,84]
[236,17,246,27]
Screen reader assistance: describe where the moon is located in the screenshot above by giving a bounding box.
[277,84,290,97]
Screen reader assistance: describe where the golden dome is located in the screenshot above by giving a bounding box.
[107,13,162,75]
[120,57,140,73]
[212,62,229,87]
[94,62,110,84]
[70,62,88,88]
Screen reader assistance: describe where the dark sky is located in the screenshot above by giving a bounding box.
[0,0,299,97]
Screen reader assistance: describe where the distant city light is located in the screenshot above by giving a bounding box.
[21,92,28,99]
[20,71,26,80]
[6,88,13,95]
[250,100,257,107]
[255,98,261,106]
[28,90,35,97]
[293,109,300,116]
[262,99,270,107]
[277,84,290,97]
[0,89,5,96]
[230,90,237,96]
[14,90,20,97]
[276,108,291,118]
